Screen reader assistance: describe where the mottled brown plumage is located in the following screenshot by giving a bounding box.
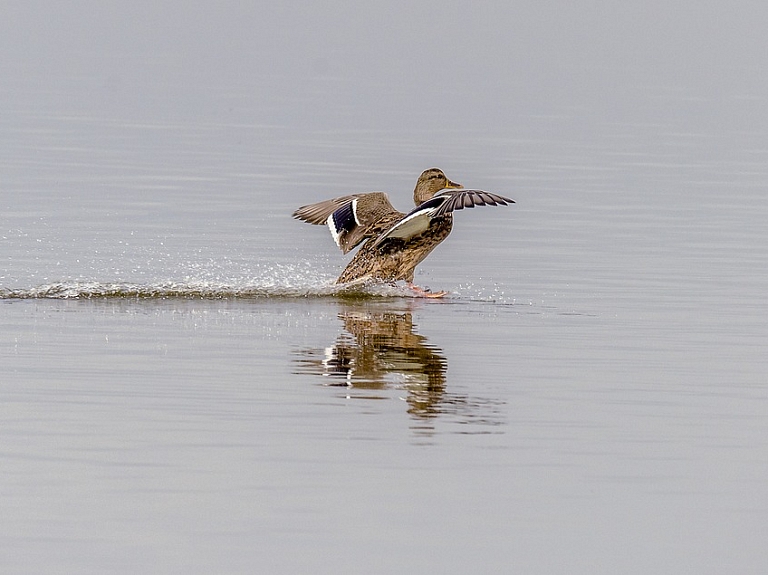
[292,168,513,295]
[336,212,453,284]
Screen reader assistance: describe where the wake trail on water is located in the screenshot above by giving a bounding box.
[0,279,419,300]
[1,262,517,303]
[0,261,418,300]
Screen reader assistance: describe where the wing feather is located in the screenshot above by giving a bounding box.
[293,192,401,254]
[373,189,514,247]
[292,194,364,225]
[432,189,514,217]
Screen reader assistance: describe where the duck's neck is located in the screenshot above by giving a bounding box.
[413,187,434,206]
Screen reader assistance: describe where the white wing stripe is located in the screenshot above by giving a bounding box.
[327,214,343,248]
[372,206,440,247]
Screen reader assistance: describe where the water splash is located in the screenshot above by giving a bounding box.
[0,277,420,300]
[1,261,517,302]
[452,281,521,305]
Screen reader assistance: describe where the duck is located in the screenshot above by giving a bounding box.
[292,168,514,297]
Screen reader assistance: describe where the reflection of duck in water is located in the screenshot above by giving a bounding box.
[292,168,514,297]
[293,303,447,418]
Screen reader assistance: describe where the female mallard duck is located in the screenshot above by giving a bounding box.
[293,168,514,297]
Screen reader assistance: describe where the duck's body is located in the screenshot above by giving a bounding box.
[292,168,513,295]
[337,212,453,284]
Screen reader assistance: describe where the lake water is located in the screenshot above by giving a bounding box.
[2,3,768,574]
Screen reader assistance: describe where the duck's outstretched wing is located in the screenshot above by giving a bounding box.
[428,189,515,216]
[292,194,366,225]
[293,192,402,254]
[372,189,514,248]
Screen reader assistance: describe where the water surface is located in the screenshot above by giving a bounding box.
[2,2,768,574]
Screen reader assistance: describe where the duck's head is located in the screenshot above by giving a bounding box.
[413,168,462,205]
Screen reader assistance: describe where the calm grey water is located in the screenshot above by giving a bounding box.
[2,3,768,574]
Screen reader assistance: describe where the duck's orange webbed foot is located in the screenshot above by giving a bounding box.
[407,283,448,298]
